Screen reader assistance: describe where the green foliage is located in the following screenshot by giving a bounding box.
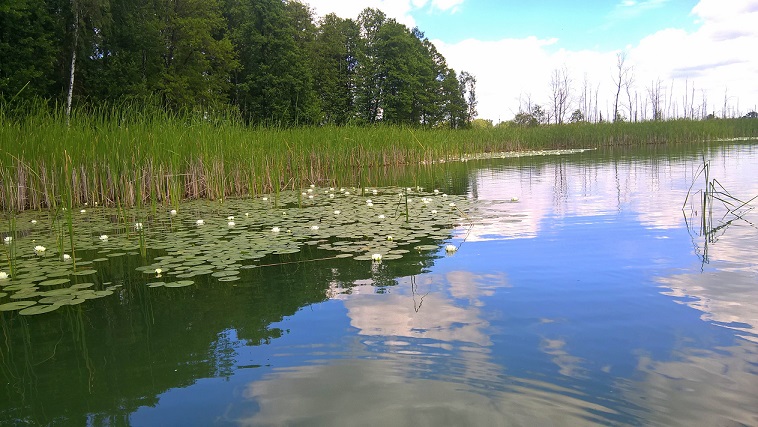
[1,1,469,127]
[0,0,63,99]
[1,102,756,212]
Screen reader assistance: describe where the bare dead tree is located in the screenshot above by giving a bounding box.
[647,79,663,121]
[549,66,571,124]
[612,52,630,121]
[624,65,635,121]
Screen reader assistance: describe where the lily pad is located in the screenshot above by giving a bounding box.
[0,300,37,311]
[165,280,194,288]
[19,304,61,315]
[38,278,71,287]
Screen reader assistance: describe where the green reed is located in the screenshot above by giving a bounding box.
[1,101,756,212]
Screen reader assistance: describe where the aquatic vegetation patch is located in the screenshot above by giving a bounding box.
[1,186,473,315]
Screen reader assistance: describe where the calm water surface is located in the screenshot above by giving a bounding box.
[2,143,758,426]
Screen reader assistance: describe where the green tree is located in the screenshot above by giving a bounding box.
[569,109,585,123]
[157,0,236,109]
[459,71,477,124]
[228,0,317,125]
[0,0,63,100]
[311,13,360,124]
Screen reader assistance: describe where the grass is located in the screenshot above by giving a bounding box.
[1,101,757,211]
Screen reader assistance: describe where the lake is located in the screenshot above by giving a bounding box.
[2,141,758,426]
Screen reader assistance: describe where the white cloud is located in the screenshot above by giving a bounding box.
[610,0,669,20]
[434,0,758,121]
[307,0,758,122]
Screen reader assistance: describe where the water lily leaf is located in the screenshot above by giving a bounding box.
[0,301,37,311]
[19,304,61,315]
[73,269,97,276]
[165,280,194,288]
[38,278,71,286]
[3,283,37,291]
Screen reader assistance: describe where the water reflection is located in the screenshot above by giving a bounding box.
[4,142,758,425]
[234,359,618,427]
[624,340,758,426]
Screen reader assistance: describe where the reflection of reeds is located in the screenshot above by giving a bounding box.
[2,102,756,211]
[683,158,757,264]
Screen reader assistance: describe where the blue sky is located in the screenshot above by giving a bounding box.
[412,0,698,50]
[307,0,757,121]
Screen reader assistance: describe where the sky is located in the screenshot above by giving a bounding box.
[305,0,758,122]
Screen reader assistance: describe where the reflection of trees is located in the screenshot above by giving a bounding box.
[0,246,442,425]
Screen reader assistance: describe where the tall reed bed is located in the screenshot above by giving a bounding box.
[1,102,756,211]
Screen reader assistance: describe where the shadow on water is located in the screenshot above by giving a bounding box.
[0,238,450,425]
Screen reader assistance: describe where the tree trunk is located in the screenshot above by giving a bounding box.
[65,0,79,126]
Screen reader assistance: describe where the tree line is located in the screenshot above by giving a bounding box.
[0,0,477,127]
[508,52,756,128]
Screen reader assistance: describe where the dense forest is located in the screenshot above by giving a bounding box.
[0,0,476,127]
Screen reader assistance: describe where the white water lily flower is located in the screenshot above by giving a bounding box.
[34,245,46,254]
[372,189,378,195]
[272,227,281,233]
[378,214,385,219]
[307,189,313,193]
[302,192,307,196]
[334,210,341,215]
[196,219,204,226]
[434,189,440,194]
[63,254,71,261]
[340,188,345,192]
[170,209,177,215]
[31,219,37,224]
[3,236,11,244]
[372,253,382,262]
[228,221,235,227]
[386,236,393,241]
[431,210,438,214]
[367,202,373,207]
[445,244,458,252]
[366,199,373,204]
[134,222,143,231]
[155,268,162,276]
[310,225,319,231]
[422,198,430,204]
[329,194,335,198]
[308,195,313,199]
[329,187,335,191]
[0,271,8,279]
[310,184,315,188]
[442,193,448,198]
[99,235,108,241]
[227,216,235,221]
[245,213,250,217]
[262,197,268,201]
[344,191,350,195]
[80,209,86,213]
